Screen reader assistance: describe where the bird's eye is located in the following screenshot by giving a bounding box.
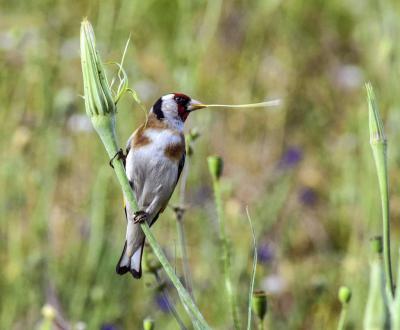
[175,96,183,104]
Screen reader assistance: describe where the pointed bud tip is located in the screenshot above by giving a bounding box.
[366,82,386,144]
[80,18,115,118]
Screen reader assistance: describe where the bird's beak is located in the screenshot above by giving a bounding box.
[187,99,207,111]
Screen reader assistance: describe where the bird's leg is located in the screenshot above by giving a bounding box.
[132,188,163,224]
[145,194,163,218]
[109,148,126,169]
[133,210,148,224]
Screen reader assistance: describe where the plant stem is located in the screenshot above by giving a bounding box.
[377,148,395,298]
[154,272,187,330]
[176,210,194,299]
[367,83,394,298]
[337,306,347,330]
[363,257,386,328]
[175,154,195,299]
[91,117,210,330]
[246,208,258,330]
[211,175,241,330]
[391,249,400,329]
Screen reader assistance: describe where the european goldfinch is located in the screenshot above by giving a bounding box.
[116,93,205,278]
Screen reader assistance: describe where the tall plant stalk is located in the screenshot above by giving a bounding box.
[366,82,394,298]
[337,306,347,330]
[175,205,195,299]
[391,248,400,329]
[80,19,210,330]
[154,272,187,330]
[208,156,241,330]
[364,240,386,328]
[174,133,199,299]
[246,208,258,330]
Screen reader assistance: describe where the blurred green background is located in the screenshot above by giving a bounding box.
[1,0,400,329]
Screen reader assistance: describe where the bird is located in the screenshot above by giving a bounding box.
[116,93,206,278]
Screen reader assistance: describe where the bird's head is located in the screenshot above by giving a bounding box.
[150,93,206,125]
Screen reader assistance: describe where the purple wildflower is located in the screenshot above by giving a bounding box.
[155,293,170,313]
[279,147,303,169]
[257,243,274,264]
[101,324,118,330]
[299,187,317,207]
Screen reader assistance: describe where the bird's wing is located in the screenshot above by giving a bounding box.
[123,133,136,222]
[176,150,186,185]
[157,151,186,215]
[125,133,133,155]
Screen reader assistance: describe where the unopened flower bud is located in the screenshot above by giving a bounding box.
[252,290,267,321]
[207,156,223,181]
[371,236,383,254]
[80,19,115,118]
[143,317,155,330]
[338,286,352,304]
[188,129,200,142]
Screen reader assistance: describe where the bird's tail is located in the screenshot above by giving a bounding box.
[116,239,145,279]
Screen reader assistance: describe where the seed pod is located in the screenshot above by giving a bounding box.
[80,19,115,117]
[338,286,352,304]
[207,156,224,180]
[143,317,155,330]
[188,129,200,142]
[252,290,268,321]
[370,236,383,254]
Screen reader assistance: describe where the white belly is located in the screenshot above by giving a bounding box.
[125,129,181,210]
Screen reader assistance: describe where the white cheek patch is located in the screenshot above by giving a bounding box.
[164,100,178,113]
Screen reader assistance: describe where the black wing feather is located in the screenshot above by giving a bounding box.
[176,151,186,185]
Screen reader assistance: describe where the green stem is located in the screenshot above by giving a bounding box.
[91,116,210,330]
[211,178,241,330]
[391,249,400,329]
[372,142,394,298]
[154,272,187,330]
[176,213,194,299]
[258,319,264,330]
[337,306,347,330]
[363,257,386,328]
[367,82,394,298]
[176,155,195,300]
[246,208,258,330]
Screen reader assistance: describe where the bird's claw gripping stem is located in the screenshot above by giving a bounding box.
[109,148,126,169]
[133,210,148,224]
